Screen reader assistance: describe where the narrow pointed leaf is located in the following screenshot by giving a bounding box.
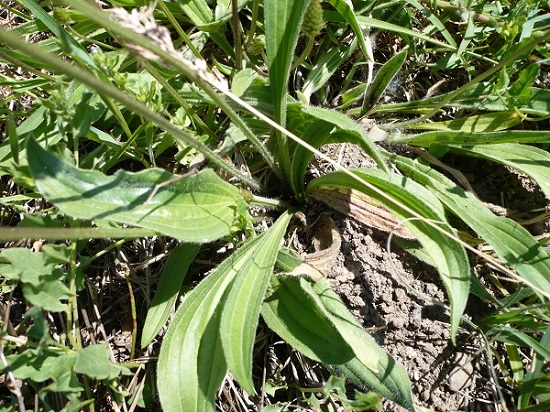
[389,130,550,146]
[157,237,261,412]
[405,0,457,47]
[26,137,250,243]
[306,169,470,340]
[314,281,415,409]
[221,211,292,394]
[299,104,389,170]
[362,48,408,113]
[357,16,455,50]
[302,40,356,101]
[390,154,550,301]
[326,0,372,61]
[407,111,524,133]
[446,143,550,200]
[141,243,200,348]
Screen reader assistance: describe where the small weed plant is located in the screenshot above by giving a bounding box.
[1,0,550,411]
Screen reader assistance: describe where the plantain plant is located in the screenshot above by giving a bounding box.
[1,0,550,411]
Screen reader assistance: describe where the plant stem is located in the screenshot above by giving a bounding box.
[232,0,243,70]
[291,35,315,71]
[0,227,158,241]
[248,193,292,209]
[246,0,260,44]
[156,0,202,58]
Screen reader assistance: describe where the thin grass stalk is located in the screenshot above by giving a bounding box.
[0,26,261,190]
[60,0,278,177]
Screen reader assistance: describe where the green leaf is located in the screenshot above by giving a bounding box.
[141,243,201,348]
[261,276,355,364]
[22,270,72,312]
[407,111,523,132]
[306,169,470,340]
[74,344,130,380]
[158,214,291,411]
[446,143,550,200]
[264,0,310,174]
[264,0,309,126]
[404,0,456,48]
[0,247,53,285]
[389,154,550,302]
[178,0,213,28]
[262,277,415,410]
[356,16,455,50]
[509,64,540,106]
[26,137,250,243]
[362,48,408,114]
[389,130,550,146]
[220,211,292,393]
[288,104,388,200]
[302,39,356,101]
[326,0,372,61]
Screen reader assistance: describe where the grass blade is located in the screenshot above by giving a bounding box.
[301,39,356,101]
[326,0,373,62]
[356,16,455,50]
[141,243,201,348]
[389,130,550,145]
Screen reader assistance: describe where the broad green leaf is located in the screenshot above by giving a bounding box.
[262,277,415,410]
[362,48,408,114]
[141,243,201,347]
[26,137,250,243]
[446,143,550,200]
[389,130,550,146]
[158,239,258,412]
[261,276,355,364]
[158,215,291,411]
[306,169,470,340]
[326,0,372,61]
[289,118,335,200]
[220,211,292,393]
[314,281,415,409]
[288,104,387,199]
[74,344,130,380]
[302,39,356,101]
[389,154,550,301]
[407,111,523,132]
